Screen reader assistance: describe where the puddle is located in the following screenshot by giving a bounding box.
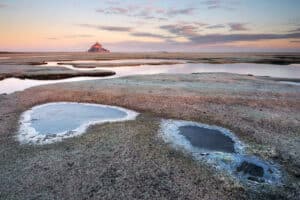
[179,125,236,153]
[18,102,139,144]
[159,119,281,185]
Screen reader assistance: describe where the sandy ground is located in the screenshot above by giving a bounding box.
[0,73,299,199]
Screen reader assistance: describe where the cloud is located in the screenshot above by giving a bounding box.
[78,24,133,32]
[166,8,196,16]
[130,32,172,39]
[100,25,132,32]
[78,23,172,40]
[206,23,249,31]
[228,23,249,31]
[202,0,238,10]
[133,8,167,20]
[188,32,300,44]
[96,7,130,15]
[289,27,300,32]
[206,24,226,29]
[160,23,202,37]
[96,5,196,20]
[78,23,171,40]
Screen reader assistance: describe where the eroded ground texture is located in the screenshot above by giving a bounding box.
[0,52,300,65]
[0,73,299,200]
[0,64,115,80]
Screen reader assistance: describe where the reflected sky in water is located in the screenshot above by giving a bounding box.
[1,60,300,94]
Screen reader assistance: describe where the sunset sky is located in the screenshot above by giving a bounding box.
[0,0,300,52]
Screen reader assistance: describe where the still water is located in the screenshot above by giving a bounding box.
[160,119,282,184]
[18,102,138,144]
[1,60,300,94]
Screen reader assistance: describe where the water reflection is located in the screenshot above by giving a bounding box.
[18,102,138,144]
[159,119,282,184]
[1,60,300,94]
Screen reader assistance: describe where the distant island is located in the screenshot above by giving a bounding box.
[88,42,110,53]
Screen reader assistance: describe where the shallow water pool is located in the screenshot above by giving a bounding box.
[18,102,139,144]
[160,119,282,185]
[179,125,236,153]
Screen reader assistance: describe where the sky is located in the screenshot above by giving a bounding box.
[0,0,300,52]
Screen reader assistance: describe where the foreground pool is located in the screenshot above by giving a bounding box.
[18,102,139,144]
[160,119,282,185]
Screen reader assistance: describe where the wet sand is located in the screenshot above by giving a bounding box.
[0,72,299,199]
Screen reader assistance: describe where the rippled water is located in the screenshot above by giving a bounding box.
[1,60,300,94]
[18,102,139,144]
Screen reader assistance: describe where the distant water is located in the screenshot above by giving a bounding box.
[70,59,183,64]
[1,60,300,94]
[18,102,139,144]
[55,61,300,78]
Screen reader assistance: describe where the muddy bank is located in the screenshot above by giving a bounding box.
[0,73,299,199]
[1,52,300,65]
[58,61,183,68]
[266,77,300,83]
[0,64,115,80]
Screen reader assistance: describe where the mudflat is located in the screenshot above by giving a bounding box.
[1,52,300,65]
[1,52,300,81]
[0,72,299,200]
[0,64,115,80]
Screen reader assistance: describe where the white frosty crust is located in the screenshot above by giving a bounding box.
[159,119,282,185]
[159,119,245,154]
[18,102,139,145]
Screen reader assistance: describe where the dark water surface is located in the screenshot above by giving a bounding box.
[160,120,282,184]
[179,125,235,153]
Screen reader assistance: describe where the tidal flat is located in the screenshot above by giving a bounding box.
[0,52,299,200]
